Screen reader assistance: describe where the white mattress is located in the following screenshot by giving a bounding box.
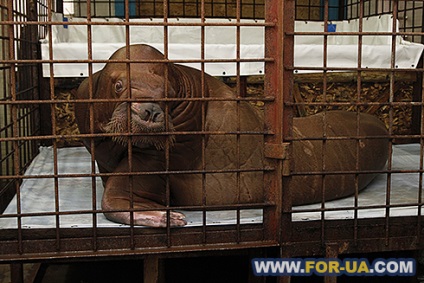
[40,14,424,77]
[294,144,424,220]
[0,146,262,228]
[0,144,422,229]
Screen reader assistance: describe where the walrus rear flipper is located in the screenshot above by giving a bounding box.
[291,111,389,205]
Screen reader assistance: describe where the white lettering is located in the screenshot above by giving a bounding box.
[399,261,414,274]
[373,261,386,273]
[386,262,399,273]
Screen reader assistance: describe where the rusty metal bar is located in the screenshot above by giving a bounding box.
[0,202,273,220]
[1,132,408,145]
[144,255,164,283]
[86,0,99,253]
[200,0,207,245]
[291,201,424,214]
[320,0,330,247]
[45,0,61,254]
[235,0,242,244]
[325,243,338,283]
[0,96,276,105]
[289,31,424,37]
[163,0,174,247]
[7,201,424,223]
[13,165,424,182]
[10,263,24,283]
[352,0,365,247]
[129,0,138,248]
[290,66,423,72]
[384,0,399,247]
[1,20,276,27]
[280,0,296,257]
[7,0,24,257]
[2,96,421,109]
[264,0,285,248]
[12,165,424,185]
[0,58,274,66]
[418,47,424,250]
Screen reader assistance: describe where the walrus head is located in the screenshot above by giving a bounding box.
[98,45,178,150]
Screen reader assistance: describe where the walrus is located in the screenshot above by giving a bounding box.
[74,44,389,227]
[291,110,388,205]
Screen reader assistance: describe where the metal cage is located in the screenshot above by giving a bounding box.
[1,0,424,282]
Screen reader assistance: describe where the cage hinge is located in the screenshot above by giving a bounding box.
[264,142,290,160]
[264,142,291,176]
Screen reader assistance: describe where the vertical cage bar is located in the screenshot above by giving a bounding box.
[353,0,365,246]
[416,0,424,247]
[320,0,330,247]
[281,0,295,247]
[46,0,61,253]
[264,0,285,245]
[418,71,424,247]
[85,0,99,252]
[8,0,23,255]
[385,0,399,246]
[162,0,173,247]
[200,0,207,245]
[235,0,242,244]
[124,0,137,249]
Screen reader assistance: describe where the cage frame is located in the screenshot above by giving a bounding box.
[1,0,424,282]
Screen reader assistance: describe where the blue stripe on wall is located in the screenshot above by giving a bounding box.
[115,0,136,17]
[321,0,342,20]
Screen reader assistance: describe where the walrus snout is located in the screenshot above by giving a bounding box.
[131,102,164,123]
[102,101,175,149]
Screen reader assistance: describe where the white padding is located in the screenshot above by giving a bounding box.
[0,144,423,228]
[293,144,424,221]
[0,147,262,228]
[41,14,424,77]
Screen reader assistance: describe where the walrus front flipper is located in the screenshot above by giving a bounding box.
[102,150,186,227]
[102,195,186,227]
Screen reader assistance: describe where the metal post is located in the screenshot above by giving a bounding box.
[325,243,339,283]
[144,255,164,283]
[10,264,24,283]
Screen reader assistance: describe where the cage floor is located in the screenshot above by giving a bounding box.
[0,146,262,229]
[0,144,422,229]
[293,143,423,220]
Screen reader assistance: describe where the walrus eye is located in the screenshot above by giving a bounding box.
[114,80,124,93]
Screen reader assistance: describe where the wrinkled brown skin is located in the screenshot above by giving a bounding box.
[75,44,264,227]
[75,44,388,227]
[291,111,389,205]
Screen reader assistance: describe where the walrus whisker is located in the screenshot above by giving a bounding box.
[102,112,175,150]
